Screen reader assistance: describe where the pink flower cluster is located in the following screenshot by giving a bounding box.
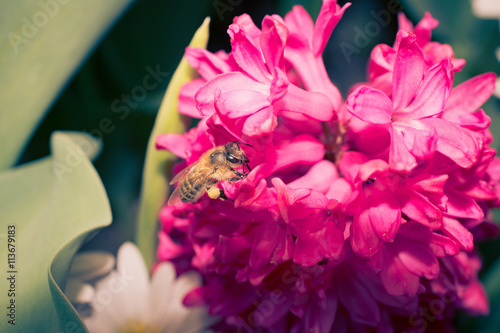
[156,1,499,332]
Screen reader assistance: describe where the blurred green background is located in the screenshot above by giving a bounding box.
[3,0,500,331]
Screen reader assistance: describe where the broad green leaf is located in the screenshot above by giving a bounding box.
[0,0,135,170]
[135,18,210,268]
[0,131,111,332]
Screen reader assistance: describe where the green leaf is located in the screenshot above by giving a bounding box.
[0,0,135,170]
[135,18,210,268]
[0,131,112,332]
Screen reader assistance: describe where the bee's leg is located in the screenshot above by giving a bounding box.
[218,189,228,200]
[230,168,247,179]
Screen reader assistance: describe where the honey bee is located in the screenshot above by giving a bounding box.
[167,142,252,205]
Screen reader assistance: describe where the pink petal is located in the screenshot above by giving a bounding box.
[242,106,277,136]
[409,173,448,196]
[351,208,382,258]
[420,118,480,168]
[178,79,204,118]
[312,0,351,55]
[288,160,340,194]
[396,120,438,160]
[284,5,314,46]
[250,221,288,270]
[392,32,425,111]
[216,89,269,118]
[357,159,389,183]
[156,232,192,261]
[196,72,268,116]
[275,83,334,121]
[413,12,439,46]
[397,58,454,120]
[273,134,326,174]
[444,187,484,220]
[272,177,311,224]
[228,23,271,82]
[283,6,343,111]
[345,86,393,124]
[339,151,369,185]
[445,109,491,131]
[444,72,497,117]
[367,189,401,242]
[398,190,442,229]
[268,67,289,104]
[397,12,414,33]
[156,134,189,158]
[461,279,489,315]
[389,125,418,172]
[398,222,459,256]
[367,44,396,81]
[381,246,421,296]
[395,239,440,280]
[260,16,288,71]
[233,14,262,44]
[441,216,473,251]
[185,47,232,80]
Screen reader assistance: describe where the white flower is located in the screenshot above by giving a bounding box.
[65,251,115,305]
[472,0,500,22]
[472,0,500,98]
[81,242,216,333]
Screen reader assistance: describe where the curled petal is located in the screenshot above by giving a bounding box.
[357,159,389,183]
[413,12,439,46]
[398,190,442,229]
[445,187,484,220]
[217,89,269,118]
[228,23,270,82]
[441,216,474,251]
[288,160,340,194]
[312,0,351,55]
[389,125,418,172]
[276,84,334,121]
[185,47,233,80]
[396,240,440,280]
[261,16,288,71]
[381,246,421,296]
[284,5,314,45]
[421,118,481,168]
[392,32,425,110]
[351,208,382,258]
[196,72,268,116]
[368,44,396,82]
[339,151,369,185]
[346,86,393,124]
[273,134,326,173]
[397,58,454,120]
[367,189,401,242]
[179,79,204,118]
[444,72,497,117]
[242,106,278,136]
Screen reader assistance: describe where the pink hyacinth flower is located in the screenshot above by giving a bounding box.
[195,15,335,137]
[346,32,481,172]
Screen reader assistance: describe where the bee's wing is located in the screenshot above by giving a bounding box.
[167,185,182,206]
[169,160,200,185]
[167,160,203,206]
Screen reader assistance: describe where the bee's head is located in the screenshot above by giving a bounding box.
[224,142,251,167]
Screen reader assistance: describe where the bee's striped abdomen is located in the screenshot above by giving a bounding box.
[180,176,203,202]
